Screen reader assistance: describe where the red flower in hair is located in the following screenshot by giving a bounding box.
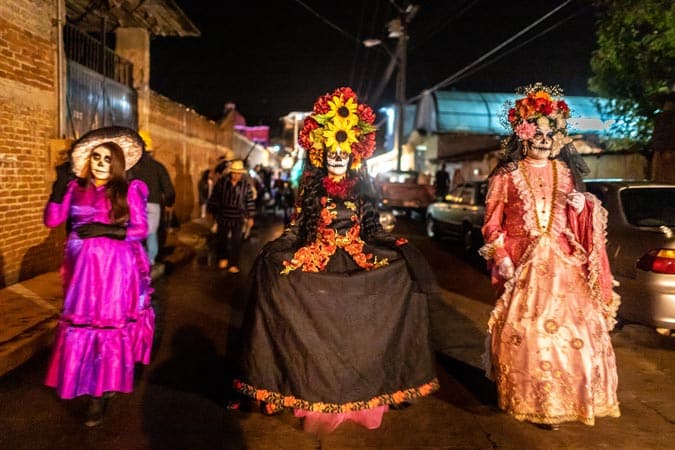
[357,103,375,124]
[336,86,357,102]
[313,95,331,114]
[557,100,570,114]
[299,117,319,149]
[353,132,376,160]
[534,97,554,115]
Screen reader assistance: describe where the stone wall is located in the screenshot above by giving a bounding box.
[0,1,59,286]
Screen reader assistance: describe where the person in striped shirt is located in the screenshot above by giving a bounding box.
[207,159,256,273]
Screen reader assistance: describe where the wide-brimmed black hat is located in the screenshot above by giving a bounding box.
[71,126,144,178]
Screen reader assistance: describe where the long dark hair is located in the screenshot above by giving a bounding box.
[489,135,589,191]
[78,142,130,224]
[294,155,381,245]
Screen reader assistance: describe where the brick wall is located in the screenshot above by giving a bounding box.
[0,1,59,286]
[148,91,236,222]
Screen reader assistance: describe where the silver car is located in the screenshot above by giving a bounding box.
[425,180,487,252]
[585,179,675,334]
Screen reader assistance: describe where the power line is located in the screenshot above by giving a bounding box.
[408,0,574,104]
[291,0,363,46]
[447,8,586,87]
[410,0,482,53]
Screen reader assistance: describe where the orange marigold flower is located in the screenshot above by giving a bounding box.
[255,389,269,401]
[533,90,552,101]
[392,391,407,403]
[419,384,433,395]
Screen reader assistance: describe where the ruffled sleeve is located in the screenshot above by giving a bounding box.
[479,173,510,263]
[568,192,621,328]
[126,179,149,242]
[44,179,76,228]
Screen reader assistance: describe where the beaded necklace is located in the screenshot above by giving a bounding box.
[519,159,557,233]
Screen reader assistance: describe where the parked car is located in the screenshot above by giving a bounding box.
[375,170,436,217]
[426,180,488,252]
[584,179,675,334]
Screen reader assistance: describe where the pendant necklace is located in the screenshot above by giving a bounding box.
[519,159,557,232]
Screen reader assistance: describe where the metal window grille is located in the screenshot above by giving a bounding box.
[63,22,134,88]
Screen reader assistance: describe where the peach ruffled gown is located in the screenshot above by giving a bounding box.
[480,159,621,426]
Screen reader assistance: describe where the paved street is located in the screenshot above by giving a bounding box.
[1,214,674,449]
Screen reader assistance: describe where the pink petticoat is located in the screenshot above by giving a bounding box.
[294,406,389,434]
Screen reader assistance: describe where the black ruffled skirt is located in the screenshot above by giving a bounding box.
[233,245,439,413]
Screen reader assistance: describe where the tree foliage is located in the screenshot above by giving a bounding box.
[589,0,675,144]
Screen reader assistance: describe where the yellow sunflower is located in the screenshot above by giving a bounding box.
[323,120,357,153]
[327,95,359,128]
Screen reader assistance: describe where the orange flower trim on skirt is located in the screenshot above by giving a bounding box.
[281,198,389,274]
[232,378,440,413]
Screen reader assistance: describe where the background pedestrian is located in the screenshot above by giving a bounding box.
[434,163,450,198]
[129,130,175,270]
[207,159,256,273]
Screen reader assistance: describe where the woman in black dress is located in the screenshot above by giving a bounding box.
[233,87,439,433]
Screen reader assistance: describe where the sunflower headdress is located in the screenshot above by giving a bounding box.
[298,87,377,170]
[502,82,572,155]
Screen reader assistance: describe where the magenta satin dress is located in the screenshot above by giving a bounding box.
[44,179,154,399]
[480,159,621,426]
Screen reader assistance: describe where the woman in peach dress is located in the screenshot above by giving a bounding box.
[479,84,621,429]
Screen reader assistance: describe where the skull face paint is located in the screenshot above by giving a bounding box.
[526,120,554,160]
[326,147,350,179]
[91,146,112,184]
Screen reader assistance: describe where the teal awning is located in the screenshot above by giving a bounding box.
[430,91,626,137]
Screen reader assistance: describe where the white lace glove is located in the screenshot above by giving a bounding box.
[497,256,515,280]
[567,191,586,213]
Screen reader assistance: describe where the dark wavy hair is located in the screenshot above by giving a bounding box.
[489,135,589,191]
[78,142,130,224]
[294,156,382,245]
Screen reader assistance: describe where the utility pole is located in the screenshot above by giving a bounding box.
[390,4,418,171]
[394,20,407,171]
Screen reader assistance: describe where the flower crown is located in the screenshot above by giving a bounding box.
[298,87,377,170]
[505,83,571,141]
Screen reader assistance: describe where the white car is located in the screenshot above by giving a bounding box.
[425,180,487,252]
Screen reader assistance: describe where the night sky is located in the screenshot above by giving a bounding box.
[149,0,598,132]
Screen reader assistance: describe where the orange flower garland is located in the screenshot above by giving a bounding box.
[280,197,389,275]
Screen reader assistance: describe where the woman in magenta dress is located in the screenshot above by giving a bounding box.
[44,127,154,426]
[479,84,621,429]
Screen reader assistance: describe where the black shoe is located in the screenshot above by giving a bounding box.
[390,401,412,410]
[84,398,103,427]
[535,423,560,431]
